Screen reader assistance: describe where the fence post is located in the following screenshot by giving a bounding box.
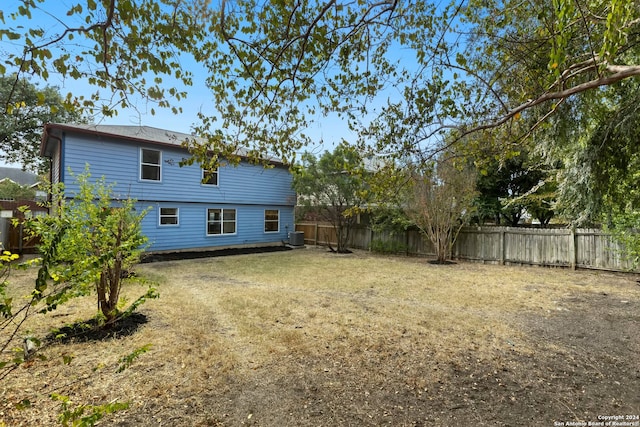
[499,229,505,265]
[405,229,410,256]
[314,222,318,246]
[569,228,576,270]
[369,227,374,252]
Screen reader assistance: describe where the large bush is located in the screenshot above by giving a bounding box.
[23,168,157,325]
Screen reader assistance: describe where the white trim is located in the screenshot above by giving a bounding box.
[201,167,219,186]
[264,209,279,233]
[140,147,162,182]
[206,207,237,236]
[159,207,179,227]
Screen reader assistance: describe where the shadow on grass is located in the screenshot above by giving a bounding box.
[46,312,148,344]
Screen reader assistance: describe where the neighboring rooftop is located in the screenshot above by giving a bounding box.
[0,167,41,187]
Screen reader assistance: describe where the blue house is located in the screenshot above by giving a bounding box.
[40,123,297,253]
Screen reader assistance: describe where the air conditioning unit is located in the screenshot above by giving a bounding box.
[288,231,304,247]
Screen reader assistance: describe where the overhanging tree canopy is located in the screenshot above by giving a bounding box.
[0,75,83,171]
[2,1,638,192]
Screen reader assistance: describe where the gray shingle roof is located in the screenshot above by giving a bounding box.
[47,123,196,147]
[42,123,285,165]
[0,167,40,186]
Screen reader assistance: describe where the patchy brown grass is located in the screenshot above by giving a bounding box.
[2,248,639,426]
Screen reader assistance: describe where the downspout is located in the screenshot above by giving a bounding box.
[47,133,63,185]
[42,128,62,211]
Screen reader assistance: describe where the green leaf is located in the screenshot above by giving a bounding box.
[15,399,31,410]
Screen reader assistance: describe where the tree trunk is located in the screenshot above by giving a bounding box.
[97,272,108,319]
[107,255,123,323]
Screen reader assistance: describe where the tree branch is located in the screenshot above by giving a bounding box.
[467,64,640,135]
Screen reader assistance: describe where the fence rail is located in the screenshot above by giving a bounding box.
[295,222,637,272]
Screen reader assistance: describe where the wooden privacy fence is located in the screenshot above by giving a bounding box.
[295,222,638,272]
[0,201,47,254]
[0,218,41,254]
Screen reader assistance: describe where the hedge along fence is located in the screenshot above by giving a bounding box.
[295,223,638,272]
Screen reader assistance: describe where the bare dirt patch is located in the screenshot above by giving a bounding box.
[2,248,639,426]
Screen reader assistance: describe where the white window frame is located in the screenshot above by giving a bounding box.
[140,148,162,181]
[159,207,179,226]
[206,208,237,236]
[202,167,219,186]
[264,209,279,233]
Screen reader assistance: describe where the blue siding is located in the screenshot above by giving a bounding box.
[58,131,296,252]
[61,133,296,206]
[140,202,295,252]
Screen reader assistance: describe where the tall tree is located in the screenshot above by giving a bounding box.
[293,143,369,253]
[474,151,554,226]
[551,76,640,225]
[454,0,640,224]
[0,180,36,201]
[405,157,477,263]
[2,0,638,236]
[0,76,83,172]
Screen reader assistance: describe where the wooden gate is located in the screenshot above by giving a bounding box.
[0,200,48,254]
[7,221,41,254]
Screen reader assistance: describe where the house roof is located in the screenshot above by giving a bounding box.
[0,167,41,187]
[40,123,285,166]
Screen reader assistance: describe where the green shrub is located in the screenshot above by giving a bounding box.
[369,238,408,254]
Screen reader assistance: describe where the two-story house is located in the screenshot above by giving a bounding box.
[40,123,297,253]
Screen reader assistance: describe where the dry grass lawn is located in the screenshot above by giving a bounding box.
[1,247,639,426]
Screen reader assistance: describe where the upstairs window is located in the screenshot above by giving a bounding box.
[159,207,179,226]
[264,209,279,233]
[207,208,236,235]
[140,148,161,181]
[202,168,218,186]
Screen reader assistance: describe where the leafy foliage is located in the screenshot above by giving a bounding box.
[0,75,83,172]
[0,251,37,382]
[2,1,639,234]
[607,209,640,270]
[190,0,405,167]
[1,173,155,426]
[0,179,37,201]
[0,252,17,320]
[116,344,152,373]
[1,0,204,121]
[51,393,129,427]
[458,0,640,226]
[369,238,409,256]
[474,151,555,226]
[23,167,157,324]
[404,158,477,263]
[552,77,640,225]
[3,1,635,168]
[293,143,370,253]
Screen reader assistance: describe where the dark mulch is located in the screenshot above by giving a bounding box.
[140,245,293,263]
[428,259,457,265]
